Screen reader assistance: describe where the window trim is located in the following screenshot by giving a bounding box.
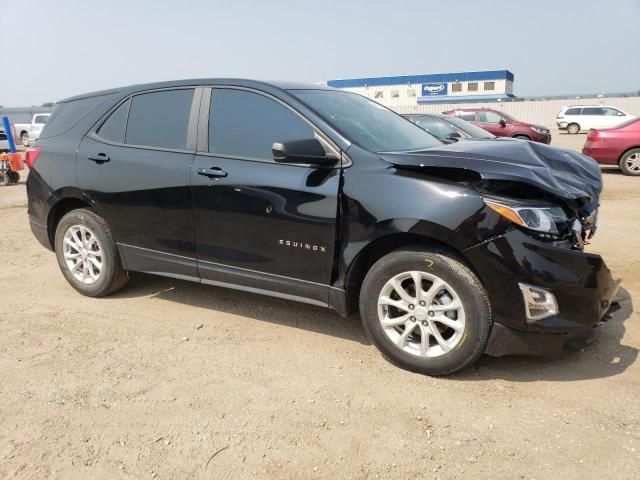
[197,86,342,168]
[89,86,201,154]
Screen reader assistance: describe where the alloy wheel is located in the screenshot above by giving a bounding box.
[62,225,103,285]
[624,152,640,173]
[377,270,466,358]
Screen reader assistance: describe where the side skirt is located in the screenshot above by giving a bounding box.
[117,243,349,315]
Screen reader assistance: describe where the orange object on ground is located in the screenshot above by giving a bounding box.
[0,152,24,171]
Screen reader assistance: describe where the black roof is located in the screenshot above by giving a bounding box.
[60,79,331,103]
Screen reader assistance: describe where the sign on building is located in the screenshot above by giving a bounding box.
[421,83,448,96]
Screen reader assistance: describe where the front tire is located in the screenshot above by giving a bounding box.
[567,123,580,134]
[513,134,531,141]
[0,172,9,186]
[359,247,491,376]
[620,149,640,176]
[54,208,128,297]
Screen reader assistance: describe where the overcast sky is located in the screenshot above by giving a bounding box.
[1,0,639,106]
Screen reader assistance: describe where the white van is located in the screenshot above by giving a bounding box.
[556,106,636,134]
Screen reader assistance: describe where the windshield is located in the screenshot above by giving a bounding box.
[446,116,495,138]
[292,90,442,152]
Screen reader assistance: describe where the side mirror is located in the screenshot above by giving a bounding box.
[272,139,338,166]
[617,112,624,116]
[445,132,461,143]
[499,119,507,127]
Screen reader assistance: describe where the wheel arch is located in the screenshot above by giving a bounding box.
[342,231,482,315]
[47,195,94,249]
[618,146,640,164]
[511,133,532,140]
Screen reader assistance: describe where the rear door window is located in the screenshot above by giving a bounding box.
[582,107,604,115]
[125,89,194,150]
[209,88,314,161]
[97,99,130,144]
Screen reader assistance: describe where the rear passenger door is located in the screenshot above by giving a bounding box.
[77,87,201,278]
[581,107,605,130]
[190,87,341,305]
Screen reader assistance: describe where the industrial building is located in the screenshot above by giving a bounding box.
[327,70,515,108]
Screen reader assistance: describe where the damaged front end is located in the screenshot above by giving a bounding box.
[380,139,620,356]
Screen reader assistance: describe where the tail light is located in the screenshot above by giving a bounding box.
[587,130,600,142]
[24,147,41,169]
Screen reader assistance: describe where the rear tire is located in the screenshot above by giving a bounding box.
[0,172,9,186]
[359,247,492,376]
[620,148,640,176]
[7,171,19,183]
[54,208,128,297]
[21,132,30,147]
[567,123,580,134]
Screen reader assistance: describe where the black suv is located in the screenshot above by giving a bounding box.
[26,79,619,375]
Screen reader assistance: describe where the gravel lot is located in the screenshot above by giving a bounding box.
[1,132,638,479]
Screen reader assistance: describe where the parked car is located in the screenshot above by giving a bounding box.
[15,113,51,146]
[403,113,494,142]
[26,79,617,375]
[582,117,640,176]
[443,108,551,144]
[557,106,636,134]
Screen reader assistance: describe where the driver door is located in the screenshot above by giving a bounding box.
[190,87,341,304]
[476,111,508,137]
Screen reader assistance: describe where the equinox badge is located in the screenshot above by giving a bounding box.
[279,239,327,253]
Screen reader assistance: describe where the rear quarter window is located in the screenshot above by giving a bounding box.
[97,99,130,144]
[40,94,112,139]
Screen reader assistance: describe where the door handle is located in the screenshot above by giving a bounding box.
[197,167,228,178]
[88,153,110,164]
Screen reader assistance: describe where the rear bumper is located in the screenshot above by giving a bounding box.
[465,229,620,335]
[582,143,620,165]
[29,218,53,251]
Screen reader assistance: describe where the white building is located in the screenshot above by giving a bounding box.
[326,70,515,108]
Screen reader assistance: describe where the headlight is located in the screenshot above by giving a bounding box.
[484,198,569,235]
[531,126,549,134]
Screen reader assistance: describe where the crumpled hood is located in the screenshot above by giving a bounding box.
[379,138,602,204]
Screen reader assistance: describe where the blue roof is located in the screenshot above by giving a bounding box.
[417,93,516,104]
[327,70,514,89]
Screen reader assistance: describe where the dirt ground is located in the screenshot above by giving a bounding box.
[1,132,638,479]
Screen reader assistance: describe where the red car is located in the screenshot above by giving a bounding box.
[443,108,551,144]
[582,117,640,176]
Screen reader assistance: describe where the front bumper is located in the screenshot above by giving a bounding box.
[465,229,620,336]
[484,321,604,357]
[557,121,568,129]
[534,132,552,144]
